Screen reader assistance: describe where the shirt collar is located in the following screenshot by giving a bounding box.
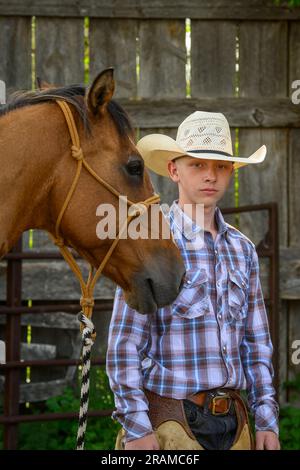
[169,199,228,241]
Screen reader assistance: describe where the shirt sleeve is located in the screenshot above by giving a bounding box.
[106,285,154,442]
[240,247,280,436]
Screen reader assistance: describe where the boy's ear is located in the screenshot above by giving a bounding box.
[168,160,180,182]
[86,68,115,115]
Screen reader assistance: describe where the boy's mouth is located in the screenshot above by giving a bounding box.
[200,188,218,194]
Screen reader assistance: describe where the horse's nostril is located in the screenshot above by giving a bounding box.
[147,278,156,300]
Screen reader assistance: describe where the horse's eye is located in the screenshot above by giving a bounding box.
[126,159,144,176]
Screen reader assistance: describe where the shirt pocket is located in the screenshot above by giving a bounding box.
[228,269,249,322]
[172,268,209,319]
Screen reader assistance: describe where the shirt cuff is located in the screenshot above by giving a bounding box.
[254,403,279,436]
[112,409,154,442]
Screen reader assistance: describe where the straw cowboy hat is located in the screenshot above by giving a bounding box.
[136,111,267,176]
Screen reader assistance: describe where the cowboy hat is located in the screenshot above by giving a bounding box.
[136,111,267,176]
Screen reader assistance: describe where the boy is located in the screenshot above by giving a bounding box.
[106,111,280,450]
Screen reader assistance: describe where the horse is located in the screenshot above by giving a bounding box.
[0,68,185,315]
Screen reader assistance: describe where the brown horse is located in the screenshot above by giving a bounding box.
[0,68,185,314]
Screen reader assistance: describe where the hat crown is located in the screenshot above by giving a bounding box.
[176,111,233,156]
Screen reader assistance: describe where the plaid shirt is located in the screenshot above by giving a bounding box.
[106,199,279,442]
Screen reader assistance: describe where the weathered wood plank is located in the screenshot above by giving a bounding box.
[287,300,300,394]
[278,300,288,404]
[117,97,300,128]
[138,18,186,205]
[287,22,300,393]
[289,22,300,246]
[18,379,70,403]
[0,312,82,329]
[138,19,186,99]
[289,131,300,246]
[0,260,116,300]
[190,20,237,210]
[0,1,300,20]
[279,247,300,299]
[89,18,137,98]
[238,129,288,245]
[0,376,80,405]
[238,21,288,246]
[239,22,288,99]
[35,17,84,86]
[0,79,5,103]
[191,21,237,98]
[20,343,56,360]
[0,16,31,92]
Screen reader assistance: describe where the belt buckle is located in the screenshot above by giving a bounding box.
[211,392,231,416]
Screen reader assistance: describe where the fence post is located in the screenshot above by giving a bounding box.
[270,203,280,402]
[4,237,22,449]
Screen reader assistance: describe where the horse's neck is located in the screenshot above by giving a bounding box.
[0,106,61,257]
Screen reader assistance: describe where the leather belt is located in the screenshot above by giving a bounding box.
[143,388,255,449]
[186,389,240,416]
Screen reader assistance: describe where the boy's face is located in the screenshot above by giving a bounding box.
[167,156,234,207]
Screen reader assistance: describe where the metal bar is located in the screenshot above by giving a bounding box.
[0,301,113,315]
[3,238,23,450]
[0,409,114,424]
[222,204,279,399]
[221,203,274,214]
[269,203,280,401]
[0,358,106,369]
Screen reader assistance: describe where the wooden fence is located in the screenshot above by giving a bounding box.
[0,0,300,407]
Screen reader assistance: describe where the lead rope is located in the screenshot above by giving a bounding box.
[76,313,95,450]
[52,100,160,450]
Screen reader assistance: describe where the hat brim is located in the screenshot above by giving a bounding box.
[136,134,267,177]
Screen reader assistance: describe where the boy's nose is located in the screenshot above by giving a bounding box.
[204,169,217,180]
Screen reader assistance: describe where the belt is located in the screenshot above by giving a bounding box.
[143,388,254,449]
[186,389,240,416]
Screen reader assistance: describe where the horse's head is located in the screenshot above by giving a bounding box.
[47,69,185,314]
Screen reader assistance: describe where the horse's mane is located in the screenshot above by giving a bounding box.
[0,84,134,138]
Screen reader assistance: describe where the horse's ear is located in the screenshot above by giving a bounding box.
[86,68,115,115]
[36,77,54,90]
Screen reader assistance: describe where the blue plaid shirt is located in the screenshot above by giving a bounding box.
[106,199,279,442]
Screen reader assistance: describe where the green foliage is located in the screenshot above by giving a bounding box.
[274,0,300,6]
[279,406,300,449]
[0,366,121,450]
[282,373,300,402]
[279,374,300,449]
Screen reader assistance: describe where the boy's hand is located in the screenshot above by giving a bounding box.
[255,431,280,450]
[125,432,160,450]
